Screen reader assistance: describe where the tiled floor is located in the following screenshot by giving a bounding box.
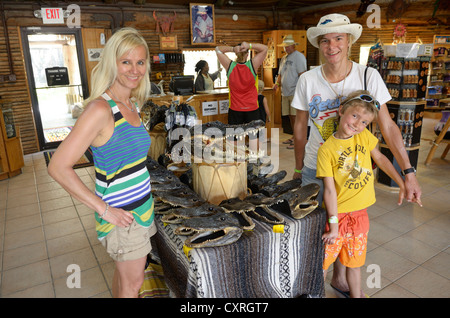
[0,116,449,298]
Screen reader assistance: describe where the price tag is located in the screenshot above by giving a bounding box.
[273,224,285,233]
[183,244,192,259]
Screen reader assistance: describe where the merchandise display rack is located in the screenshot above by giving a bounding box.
[426,35,450,110]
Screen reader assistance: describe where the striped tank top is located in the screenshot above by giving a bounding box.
[92,93,153,239]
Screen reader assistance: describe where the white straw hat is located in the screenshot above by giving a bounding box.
[306,14,363,48]
[277,34,298,47]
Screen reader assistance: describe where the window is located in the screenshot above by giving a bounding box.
[359,44,373,66]
[183,49,235,88]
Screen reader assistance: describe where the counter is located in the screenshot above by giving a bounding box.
[148,88,276,139]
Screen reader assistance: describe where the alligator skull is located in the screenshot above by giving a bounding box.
[174,212,243,248]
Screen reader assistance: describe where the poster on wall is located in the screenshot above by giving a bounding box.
[190,3,215,45]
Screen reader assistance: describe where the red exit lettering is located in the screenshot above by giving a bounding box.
[45,8,60,19]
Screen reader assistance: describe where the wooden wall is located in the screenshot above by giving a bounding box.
[0,5,289,154]
[1,1,448,154]
[294,0,450,65]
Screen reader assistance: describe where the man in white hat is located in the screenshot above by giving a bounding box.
[290,13,422,298]
[273,34,307,148]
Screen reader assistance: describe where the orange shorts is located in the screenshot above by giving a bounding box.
[323,208,370,270]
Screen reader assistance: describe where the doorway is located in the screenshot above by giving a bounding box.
[21,27,89,150]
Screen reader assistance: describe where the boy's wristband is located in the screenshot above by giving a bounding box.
[328,216,338,224]
[294,168,302,174]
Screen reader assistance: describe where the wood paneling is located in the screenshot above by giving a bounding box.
[1,1,449,155]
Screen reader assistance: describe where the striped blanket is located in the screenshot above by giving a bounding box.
[154,207,326,298]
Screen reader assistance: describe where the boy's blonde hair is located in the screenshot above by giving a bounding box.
[84,27,151,108]
[340,90,379,120]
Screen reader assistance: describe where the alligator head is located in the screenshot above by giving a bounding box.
[247,170,287,193]
[268,183,320,219]
[243,193,285,225]
[219,197,256,230]
[174,212,243,248]
[161,203,225,224]
[153,188,206,209]
[148,165,178,184]
[260,178,303,197]
[141,101,169,131]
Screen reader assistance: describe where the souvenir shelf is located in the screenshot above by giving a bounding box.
[382,56,431,102]
[0,105,24,180]
[377,100,425,188]
[426,35,450,110]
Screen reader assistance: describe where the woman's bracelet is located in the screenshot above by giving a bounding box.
[99,202,109,219]
[294,168,302,174]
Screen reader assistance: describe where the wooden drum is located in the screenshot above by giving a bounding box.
[193,161,247,205]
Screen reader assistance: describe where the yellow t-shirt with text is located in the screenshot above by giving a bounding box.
[316,129,379,213]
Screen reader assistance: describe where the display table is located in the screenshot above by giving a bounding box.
[154,207,326,298]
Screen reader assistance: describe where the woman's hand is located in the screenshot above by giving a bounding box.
[101,206,134,228]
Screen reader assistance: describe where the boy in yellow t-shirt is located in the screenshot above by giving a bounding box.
[316,90,407,298]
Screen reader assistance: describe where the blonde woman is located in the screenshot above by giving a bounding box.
[48,27,154,298]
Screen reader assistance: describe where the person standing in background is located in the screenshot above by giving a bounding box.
[273,34,307,149]
[215,41,268,125]
[194,60,222,92]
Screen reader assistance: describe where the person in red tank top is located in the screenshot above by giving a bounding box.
[215,42,268,125]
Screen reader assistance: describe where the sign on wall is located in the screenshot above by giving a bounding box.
[41,8,64,24]
[219,100,229,114]
[202,101,218,116]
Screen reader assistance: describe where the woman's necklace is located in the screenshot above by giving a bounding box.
[108,88,135,112]
[321,61,349,103]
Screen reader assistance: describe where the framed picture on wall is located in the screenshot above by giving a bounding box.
[190,3,215,45]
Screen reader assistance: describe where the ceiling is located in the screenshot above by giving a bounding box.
[4,0,341,12]
[131,0,340,11]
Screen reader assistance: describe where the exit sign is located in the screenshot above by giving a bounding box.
[41,8,64,24]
